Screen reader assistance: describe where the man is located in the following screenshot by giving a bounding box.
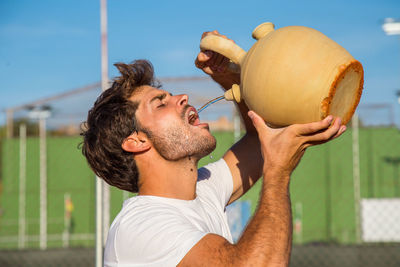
[82,31,346,266]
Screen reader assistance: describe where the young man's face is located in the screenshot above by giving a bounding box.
[131,85,216,161]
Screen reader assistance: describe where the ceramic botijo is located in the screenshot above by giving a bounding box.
[200,22,364,127]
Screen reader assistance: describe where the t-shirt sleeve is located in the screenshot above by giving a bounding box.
[197,158,234,210]
[113,209,207,267]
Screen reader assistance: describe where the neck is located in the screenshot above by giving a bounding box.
[136,150,199,200]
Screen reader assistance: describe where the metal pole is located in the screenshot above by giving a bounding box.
[18,124,27,249]
[39,117,47,250]
[95,179,103,266]
[233,108,241,142]
[100,0,110,241]
[393,162,400,197]
[97,0,109,265]
[6,109,13,138]
[123,190,129,202]
[103,182,110,245]
[367,131,375,197]
[324,145,332,241]
[352,114,361,243]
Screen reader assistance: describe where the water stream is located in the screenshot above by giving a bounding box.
[197,95,225,114]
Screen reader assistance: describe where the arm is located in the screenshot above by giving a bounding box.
[179,112,346,266]
[195,31,262,203]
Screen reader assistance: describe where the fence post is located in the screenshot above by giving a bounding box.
[6,109,13,138]
[39,117,47,250]
[18,124,27,249]
[352,113,362,244]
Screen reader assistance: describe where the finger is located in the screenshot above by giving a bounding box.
[248,110,268,134]
[216,57,229,72]
[331,125,347,139]
[201,31,212,40]
[304,124,347,148]
[197,50,213,62]
[210,51,228,71]
[214,54,226,70]
[194,57,205,69]
[194,56,203,67]
[306,117,342,143]
[296,115,334,135]
[209,53,220,72]
[195,51,214,74]
[195,59,213,75]
[201,30,220,39]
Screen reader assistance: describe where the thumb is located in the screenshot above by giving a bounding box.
[248,110,268,133]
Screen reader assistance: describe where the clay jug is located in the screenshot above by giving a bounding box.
[200,22,364,126]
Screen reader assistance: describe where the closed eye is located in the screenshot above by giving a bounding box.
[150,91,172,108]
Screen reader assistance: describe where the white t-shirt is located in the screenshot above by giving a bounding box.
[104,159,234,267]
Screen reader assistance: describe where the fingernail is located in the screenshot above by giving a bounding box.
[248,111,254,119]
[340,125,347,133]
[326,115,333,123]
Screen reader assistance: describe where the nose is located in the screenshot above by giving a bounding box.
[177,94,188,107]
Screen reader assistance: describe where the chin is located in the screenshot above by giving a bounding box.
[195,135,217,159]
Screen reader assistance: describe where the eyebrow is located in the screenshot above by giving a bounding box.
[149,92,172,103]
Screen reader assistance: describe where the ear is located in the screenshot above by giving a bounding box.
[122,131,151,153]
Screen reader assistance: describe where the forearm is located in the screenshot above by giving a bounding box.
[234,169,292,266]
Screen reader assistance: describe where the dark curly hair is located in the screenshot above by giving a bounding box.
[81,60,160,193]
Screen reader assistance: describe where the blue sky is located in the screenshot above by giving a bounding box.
[1,0,400,125]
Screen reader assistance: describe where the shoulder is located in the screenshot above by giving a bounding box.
[106,197,206,266]
[197,159,233,208]
[114,197,195,244]
[198,158,232,181]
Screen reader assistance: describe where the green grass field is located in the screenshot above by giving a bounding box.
[1,127,399,248]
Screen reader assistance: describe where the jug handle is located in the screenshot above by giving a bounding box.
[200,35,246,73]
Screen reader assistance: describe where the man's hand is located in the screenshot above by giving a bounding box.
[248,110,346,177]
[180,110,347,267]
[195,30,240,90]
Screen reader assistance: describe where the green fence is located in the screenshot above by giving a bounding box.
[1,127,400,249]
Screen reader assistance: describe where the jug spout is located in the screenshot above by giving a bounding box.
[252,22,275,40]
[224,84,241,103]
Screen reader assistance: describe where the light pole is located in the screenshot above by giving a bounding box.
[382,18,400,127]
[97,0,109,266]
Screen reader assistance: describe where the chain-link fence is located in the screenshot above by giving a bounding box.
[1,77,399,266]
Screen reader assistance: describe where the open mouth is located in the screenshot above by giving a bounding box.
[187,108,199,126]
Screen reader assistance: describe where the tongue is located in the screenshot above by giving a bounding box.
[193,117,201,126]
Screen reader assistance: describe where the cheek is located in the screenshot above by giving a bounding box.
[139,110,175,128]
[153,114,185,131]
